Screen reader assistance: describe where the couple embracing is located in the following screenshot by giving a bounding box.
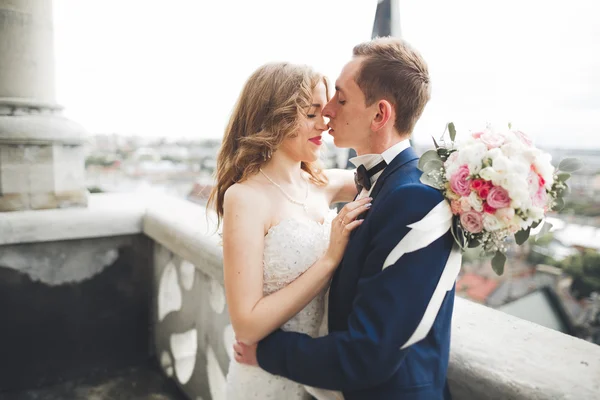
[208,37,460,400]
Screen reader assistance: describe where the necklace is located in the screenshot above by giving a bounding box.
[259,168,309,213]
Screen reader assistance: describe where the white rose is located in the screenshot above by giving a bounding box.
[533,153,555,189]
[479,167,501,185]
[491,155,514,175]
[458,143,487,174]
[496,207,515,224]
[528,207,544,221]
[500,141,524,158]
[486,148,503,160]
[468,191,484,212]
[483,214,503,231]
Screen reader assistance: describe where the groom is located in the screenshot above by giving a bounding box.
[236,37,459,399]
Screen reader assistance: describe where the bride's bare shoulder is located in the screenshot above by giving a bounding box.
[223,180,271,214]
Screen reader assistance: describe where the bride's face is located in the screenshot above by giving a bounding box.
[278,81,328,163]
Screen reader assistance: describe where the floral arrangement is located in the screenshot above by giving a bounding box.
[419,123,581,274]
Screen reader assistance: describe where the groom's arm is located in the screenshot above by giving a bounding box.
[256,184,454,391]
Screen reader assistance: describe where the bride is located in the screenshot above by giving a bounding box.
[208,62,371,399]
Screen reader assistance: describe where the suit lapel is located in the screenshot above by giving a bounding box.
[357,147,419,220]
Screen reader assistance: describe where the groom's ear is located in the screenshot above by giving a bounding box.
[371,99,394,132]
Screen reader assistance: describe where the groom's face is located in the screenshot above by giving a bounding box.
[323,57,373,154]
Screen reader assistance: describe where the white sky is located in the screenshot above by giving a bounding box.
[53,0,600,149]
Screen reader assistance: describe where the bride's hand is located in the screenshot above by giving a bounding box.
[325,197,372,265]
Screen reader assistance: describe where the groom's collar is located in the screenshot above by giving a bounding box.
[349,139,411,170]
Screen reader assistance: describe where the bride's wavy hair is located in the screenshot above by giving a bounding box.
[208,62,329,225]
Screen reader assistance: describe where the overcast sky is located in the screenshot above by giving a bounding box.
[53,0,600,149]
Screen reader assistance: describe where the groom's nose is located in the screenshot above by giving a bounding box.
[322,99,335,119]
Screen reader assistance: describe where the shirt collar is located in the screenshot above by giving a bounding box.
[349,139,411,169]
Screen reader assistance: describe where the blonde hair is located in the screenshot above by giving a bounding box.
[208,63,329,225]
[353,37,431,135]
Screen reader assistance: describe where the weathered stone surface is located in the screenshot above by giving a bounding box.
[152,243,231,400]
[448,297,600,399]
[0,0,89,212]
[0,364,185,400]
[0,234,154,391]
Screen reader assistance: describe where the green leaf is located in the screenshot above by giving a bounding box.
[432,136,440,149]
[557,172,571,182]
[418,150,441,171]
[553,197,565,211]
[468,238,481,248]
[420,173,443,190]
[558,158,583,173]
[508,122,512,129]
[448,122,456,142]
[515,227,531,245]
[423,159,443,173]
[531,220,541,229]
[491,251,506,275]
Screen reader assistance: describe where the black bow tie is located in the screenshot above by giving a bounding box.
[354,160,387,193]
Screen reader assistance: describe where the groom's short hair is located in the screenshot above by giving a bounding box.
[353,37,431,136]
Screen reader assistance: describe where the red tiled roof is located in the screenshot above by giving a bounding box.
[457,273,499,303]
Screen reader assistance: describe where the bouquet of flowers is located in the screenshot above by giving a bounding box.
[419,123,581,274]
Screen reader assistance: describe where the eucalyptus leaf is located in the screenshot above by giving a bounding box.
[418,150,441,171]
[557,172,571,182]
[491,251,506,275]
[515,227,531,245]
[448,122,457,142]
[420,173,444,190]
[468,238,481,248]
[423,159,443,173]
[553,197,565,211]
[558,158,583,173]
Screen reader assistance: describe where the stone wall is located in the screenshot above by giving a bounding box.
[0,234,154,391]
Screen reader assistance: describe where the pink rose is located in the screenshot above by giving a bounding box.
[514,130,533,146]
[532,187,548,208]
[480,132,505,149]
[460,211,484,233]
[450,200,462,215]
[487,186,511,209]
[450,165,471,196]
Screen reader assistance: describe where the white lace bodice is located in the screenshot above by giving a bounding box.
[226,209,336,400]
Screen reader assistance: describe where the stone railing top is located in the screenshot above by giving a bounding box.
[449,297,600,399]
[0,193,223,279]
[0,193,146,245]
[142,194,224,282]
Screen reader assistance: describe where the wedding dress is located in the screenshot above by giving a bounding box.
[225,211,342,400]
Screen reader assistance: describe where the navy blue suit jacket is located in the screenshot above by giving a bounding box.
[257,147,455,400]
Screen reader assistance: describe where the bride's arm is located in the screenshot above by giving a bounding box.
[324,169,357,205]
[223,184,343,345]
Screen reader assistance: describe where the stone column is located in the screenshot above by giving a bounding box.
[0,0,88,211]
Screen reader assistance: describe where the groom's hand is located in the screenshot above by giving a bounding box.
[233,340,258,366]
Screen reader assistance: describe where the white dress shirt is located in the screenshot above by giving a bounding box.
[349,139,411,199]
